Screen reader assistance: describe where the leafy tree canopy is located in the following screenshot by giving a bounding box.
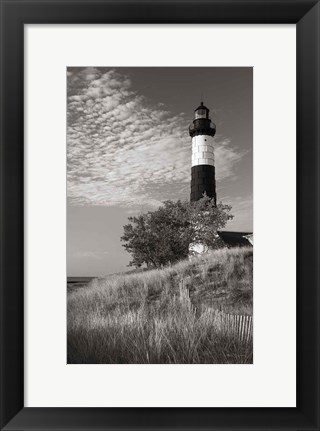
[121,195,233,268]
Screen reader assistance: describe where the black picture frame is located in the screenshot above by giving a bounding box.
[1,1,319,430]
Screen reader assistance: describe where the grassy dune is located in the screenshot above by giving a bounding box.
[67,247,253,364]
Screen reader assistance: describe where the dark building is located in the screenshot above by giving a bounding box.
[218,231,253,247]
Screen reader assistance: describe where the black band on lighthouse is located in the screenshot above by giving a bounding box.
[190,165,216,204]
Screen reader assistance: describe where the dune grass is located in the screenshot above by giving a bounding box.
[67,247,253,364]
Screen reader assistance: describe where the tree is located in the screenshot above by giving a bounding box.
[190,194,233,249]
[121,196,233,268]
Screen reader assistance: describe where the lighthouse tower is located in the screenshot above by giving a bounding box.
[189,102,217,204]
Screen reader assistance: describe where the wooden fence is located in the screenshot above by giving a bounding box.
[178,280,253,343]
[202,308,253,343]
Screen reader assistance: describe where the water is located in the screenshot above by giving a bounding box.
[67,276,95,292]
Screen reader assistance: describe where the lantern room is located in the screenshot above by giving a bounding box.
[194,101,210,119]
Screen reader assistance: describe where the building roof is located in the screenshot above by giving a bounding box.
[218,231,253,247]
[194,101,209,112]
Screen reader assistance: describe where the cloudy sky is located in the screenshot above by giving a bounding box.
[67,67,253,276]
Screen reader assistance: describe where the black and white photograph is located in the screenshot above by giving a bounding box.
[67,67,253,364]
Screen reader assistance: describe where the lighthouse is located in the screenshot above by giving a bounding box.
[189,103,254,250]
[189,102,217,204]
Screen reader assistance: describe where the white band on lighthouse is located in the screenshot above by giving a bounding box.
[191,135,215,167]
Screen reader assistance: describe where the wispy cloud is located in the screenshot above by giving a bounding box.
[67,68,244,207]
